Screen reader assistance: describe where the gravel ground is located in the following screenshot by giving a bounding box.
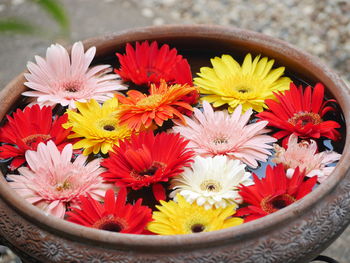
[132,0,350,82]
[0,0,349,262]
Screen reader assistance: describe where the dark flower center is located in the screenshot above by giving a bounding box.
[288,112,322,127]
[200,180,222,192]
[191,224,205,233]
[99,222,123,232]
[22,134,51,148]
[93,216,127,233]
[213,137,228,145]
[145,67,162,78]
[103,125,115,131]
[260,194,296,214]
[139,166,159,176]
[133,161,166,179]
[63,81,81,92]
[235,85,251,94]
[271,199,287,209]
[238,89,248,93]
[207,185,216,191]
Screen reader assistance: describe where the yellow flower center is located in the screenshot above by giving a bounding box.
[136,94,163,107]
[200,180,222,192]
[222,75,262,98]
[55,180,71,191]
[288,112,322,127]
[260,194,296,214]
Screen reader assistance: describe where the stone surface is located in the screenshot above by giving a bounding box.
[0,0,349,262]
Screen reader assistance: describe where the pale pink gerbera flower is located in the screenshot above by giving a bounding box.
[7,141,113,218]
[273,134,341,183]
[22,41,126,109]
[172,101,276,168]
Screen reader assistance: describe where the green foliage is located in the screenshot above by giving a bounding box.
[0,18,38,34]
[32,0,70,37]
[0,0,70,39]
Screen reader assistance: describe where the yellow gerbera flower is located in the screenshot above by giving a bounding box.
[63,98,132,155]
[147,194,243,235]
[194,53,291,112]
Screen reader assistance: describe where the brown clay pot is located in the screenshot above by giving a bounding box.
[0,25,349,263]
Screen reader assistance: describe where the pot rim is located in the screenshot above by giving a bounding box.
[0,24,349,249]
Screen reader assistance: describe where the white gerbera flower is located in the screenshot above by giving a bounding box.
[170,155,253,210]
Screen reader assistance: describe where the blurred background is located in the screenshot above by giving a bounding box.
[0,0,349,262]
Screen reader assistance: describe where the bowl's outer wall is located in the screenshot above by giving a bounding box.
[0,25,350,263]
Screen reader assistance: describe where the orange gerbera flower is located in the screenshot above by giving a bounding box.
[116,80,196,131]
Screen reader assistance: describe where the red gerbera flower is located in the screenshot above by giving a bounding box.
[236,164,317,222]
[115,41,193,86]
[101,132,194,200]
[257,82,341,146]
[0,105,71,170]
[66,188,152,234]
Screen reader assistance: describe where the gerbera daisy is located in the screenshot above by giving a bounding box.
[273,134,341,183]
[236,164,317,222]
[66,188,152,234]
[63,98,132,155]
[22,41,126,109]
[257,82,341,145]
[101,132,194,200]
[194,53,291,112]
[116,80,196,131]
[147,194,243,235]
[115,41,193,86]
[170,155,253,209]
[0,105,70,170]
[172,101,276,168]
[7,141,112,218]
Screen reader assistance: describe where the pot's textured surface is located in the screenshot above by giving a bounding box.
[0,25,349,263]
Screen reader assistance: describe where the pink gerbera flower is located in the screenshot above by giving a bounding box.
[7,141,113,218]
[172,101,276,168]
[273,134,341,183]
[22,41,126,109]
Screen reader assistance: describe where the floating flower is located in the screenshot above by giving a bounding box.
[257,83,341,146]
[147,194,243,235]
[66,188,152,234]
[115,41,193,86]
[0,105,70,170]
[23,41,126,109]
[101,132,194,199]
[172,101,276,168]
[116,80,196,131]
[236,164,317,222]
[170,155,253,209]
[63,98,132,155]
[273,134,341,183]
[7,141,111,218]
[194,54,291,113]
